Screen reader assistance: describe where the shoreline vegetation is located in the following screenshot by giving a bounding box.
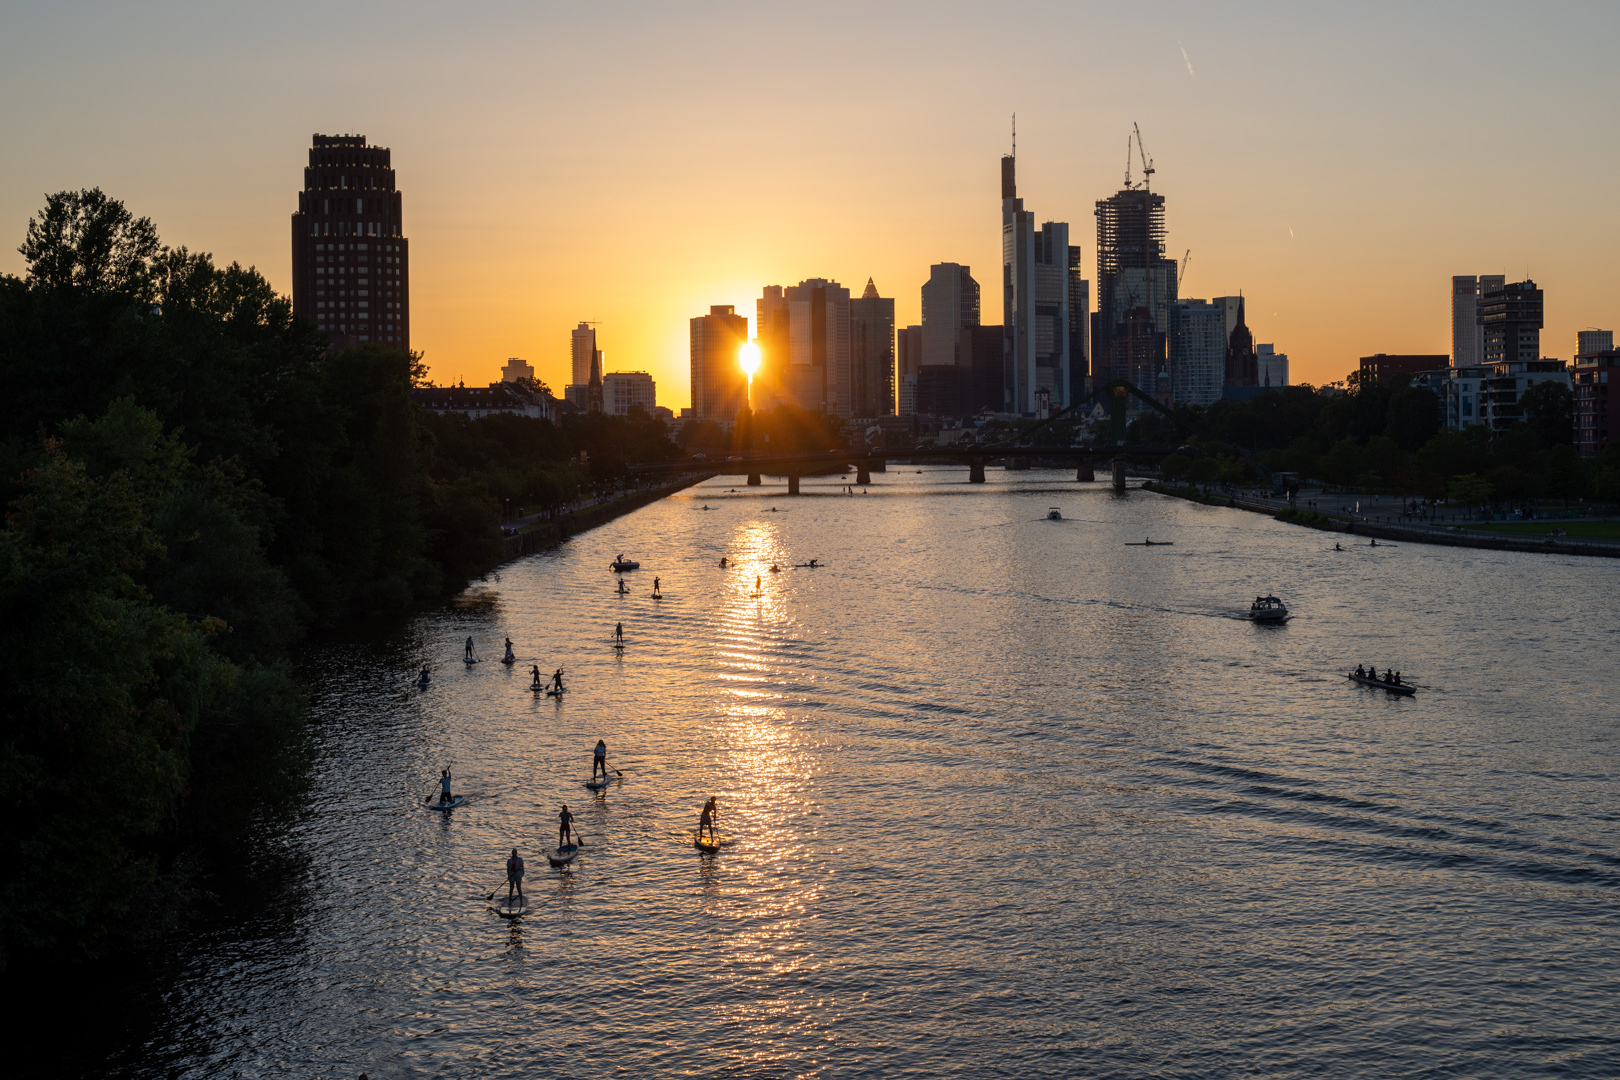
[0,190,698,971]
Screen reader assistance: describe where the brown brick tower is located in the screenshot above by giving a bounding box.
[291,134,409,351]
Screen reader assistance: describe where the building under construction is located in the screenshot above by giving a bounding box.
[1093,145,1178,399]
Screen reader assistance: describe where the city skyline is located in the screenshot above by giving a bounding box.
[3,2,1617,404]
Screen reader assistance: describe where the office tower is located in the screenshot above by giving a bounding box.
[1168,300,1226,406]
[1094,185,1177,397]
[1256,344,1289,388]
[571,323,597,387]
[771,278,852,417]
[1002,153,1081,413]
[756,286,789,412]
[501,357,535,383]
[603,371,656,415]
[1481,279,1543,365]
[1577,330,1614,356]
[921,264,980,366]
[1452,276,1482,365]
[849,279,896,417]
[291,133,409,350]
[896,325,922,416]
[959,325,1006,413]
[689,305,749,422]
[1070,268,1091,398]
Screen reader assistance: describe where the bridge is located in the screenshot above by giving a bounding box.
[630,380,1269,494]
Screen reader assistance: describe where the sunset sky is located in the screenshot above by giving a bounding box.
[3,1,1617,405]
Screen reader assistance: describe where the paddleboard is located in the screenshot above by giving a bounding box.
[694,834,720,854]
[501,657,516,665]
[547,844,580,867]
[546,688,566,698]
[584,774,613,791]
[414,680,431,688]
[463,658,479,665]
[490,895,529,918]
[426,795,466,812]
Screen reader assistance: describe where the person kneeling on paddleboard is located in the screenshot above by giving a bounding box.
[506,848,525,901]
[439,768,453,804]
[699,796,718,844]
[558,804,576,849]
[593,740,608,780]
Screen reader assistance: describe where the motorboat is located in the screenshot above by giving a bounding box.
[1248,595,1289,622]
[1348,671,1415,696]
[610,558,640,572]
[1047,507,1063,520]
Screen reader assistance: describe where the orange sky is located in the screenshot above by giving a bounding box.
[3,2,1617,408]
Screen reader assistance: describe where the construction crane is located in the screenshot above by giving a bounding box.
[1179,249,1191,289]
[1133,122,1155,190]
[1124,133,1133,189]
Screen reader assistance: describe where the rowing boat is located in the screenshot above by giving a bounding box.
[1347,672,1415,696]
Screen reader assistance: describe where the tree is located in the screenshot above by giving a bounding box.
[1518,380,1573,448]
[19,188,163,299]
[1448,473,1493,515]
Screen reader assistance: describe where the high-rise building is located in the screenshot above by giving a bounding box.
[756,286,790,412]
[571,323,598,387]
[921,264,979,367]
[1452,276,1483,365]
[1168,300,1226,406]
[1573,331,1618,457]
[1002,153,1082,413]
[896,325,922,417]
[849,279,896,417]
[774,278,852,416]
[1094,185,1177,397]
[689,305,749,423]
[291,133,409,350]
[1577,330,1613,357]
[1359,354,1449,382]
[501,357,534,383]
[1481,279,1543,365]
[603,371,656,415]
[1256,344,1289,388]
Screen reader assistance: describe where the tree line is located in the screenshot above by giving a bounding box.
[1131,371,1620,507]
[0,190,676,969]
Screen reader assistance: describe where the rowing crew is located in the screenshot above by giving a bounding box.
[1354,664,1404,686]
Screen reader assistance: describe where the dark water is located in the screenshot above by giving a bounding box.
[85,471,1620,1076]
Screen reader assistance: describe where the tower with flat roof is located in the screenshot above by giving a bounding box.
[291,134,408,350]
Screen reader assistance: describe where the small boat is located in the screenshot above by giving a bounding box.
[547,843,580,867]
[1348,672,1416,696]
[1047,508,1063,520]
[1125,539,1174,546]
[610,559,640,572]
[1248,595,1289,622]
[426,795,466,812]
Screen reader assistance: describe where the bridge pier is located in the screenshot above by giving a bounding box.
[856,461,871,486]
[968,457,986,484]
[1111,458,1126,494]
[787,473,800,496]
[1076,462,1095,482]
[747,472,761,486]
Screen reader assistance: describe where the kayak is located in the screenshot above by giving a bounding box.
[547,844,580,867]
[694,834,720,854]
[1348,672,1416,696]
[490,895,529,919]
[426,795,466,812]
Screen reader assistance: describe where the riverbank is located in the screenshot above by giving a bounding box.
[1141,480,1620,559]
[500,472,715,560]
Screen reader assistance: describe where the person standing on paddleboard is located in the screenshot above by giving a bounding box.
[464,636,476,662]
[503,637,515,662]
[699,796,718,844]
[549,667,565,694]
[439,768,453,804]
[506,848,525,901]
[530,665,543,689]
[558,804,576,849]
[592,740,608,780]
[614,623,624,644]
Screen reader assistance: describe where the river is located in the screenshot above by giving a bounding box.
[74,469,1620,1077]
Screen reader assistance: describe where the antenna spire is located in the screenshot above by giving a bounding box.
[1011,113,1016,158]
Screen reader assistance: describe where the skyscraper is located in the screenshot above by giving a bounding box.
[756,286,790,412]
[921,263,980,367]
[290,133,409,350]
[1481,279,1543,365]
[1256,344,1289,388]
[896,325,922,417]
[1168,299,1226,405]
[1094,186,1178,395]
[849,279,896,417]
[571,323,597,387]
[779,278,852,417]
[689,305,749,422]
[1452,276,1483,366]
[1002,153,1081,414]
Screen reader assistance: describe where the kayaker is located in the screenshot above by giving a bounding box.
[698,796,718,845]
[593,739,608,780]
[558,804,576,849]
[506,848,525,901]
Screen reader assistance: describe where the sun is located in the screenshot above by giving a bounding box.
[738,340,762,377]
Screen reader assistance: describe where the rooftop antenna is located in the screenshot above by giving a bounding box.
[1011,112,1016,158]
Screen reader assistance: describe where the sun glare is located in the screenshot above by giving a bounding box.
[738,341,762,378]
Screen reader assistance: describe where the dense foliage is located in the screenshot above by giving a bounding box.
[1133,372,1618,506]
[0,190,674,968]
